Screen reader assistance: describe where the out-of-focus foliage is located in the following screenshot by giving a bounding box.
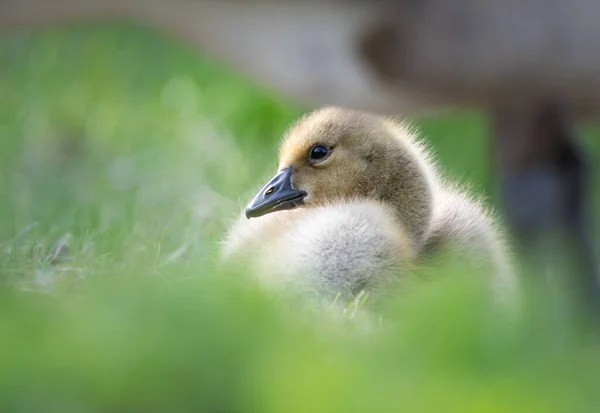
[1,24,600,413]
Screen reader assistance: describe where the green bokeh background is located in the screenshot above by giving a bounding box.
[1,24,600,412]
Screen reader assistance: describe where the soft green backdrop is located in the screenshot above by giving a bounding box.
[1,24,600,413]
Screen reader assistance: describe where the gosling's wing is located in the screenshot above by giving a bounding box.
[422,184,516,300]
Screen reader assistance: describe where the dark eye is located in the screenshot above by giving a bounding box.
[308,145,330,162]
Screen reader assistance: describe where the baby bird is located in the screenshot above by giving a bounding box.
[221,107,514,303]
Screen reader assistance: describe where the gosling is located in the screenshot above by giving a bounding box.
[221,107,514,303]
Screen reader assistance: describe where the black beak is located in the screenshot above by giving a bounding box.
[245,167,307,219]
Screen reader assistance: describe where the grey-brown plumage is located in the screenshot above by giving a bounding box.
[221,107,515,303]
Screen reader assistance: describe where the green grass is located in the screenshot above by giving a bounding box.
[2,24,600,412]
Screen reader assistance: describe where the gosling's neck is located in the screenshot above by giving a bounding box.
[367,145,435,250]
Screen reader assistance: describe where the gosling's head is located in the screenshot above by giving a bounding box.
[245,107,433,237]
